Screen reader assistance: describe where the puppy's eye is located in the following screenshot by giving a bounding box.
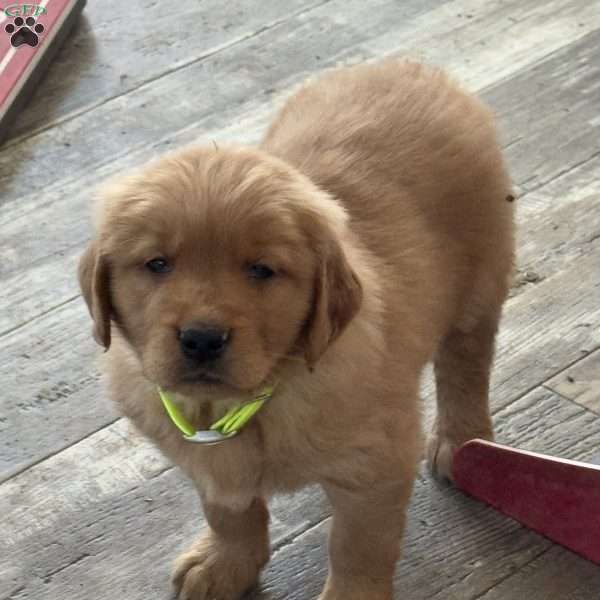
[247,263,275,280]
[146,257,171,274]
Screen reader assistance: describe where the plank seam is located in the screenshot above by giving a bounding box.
[0,415,120,485]
[43,552,92,583]
[537,346,600,388]
[542,383,600,417]
[270,513,332,558]
[468,545,551,600]
[5,584,25,600]
[522,148,600,194]
[492,345,600,419]
[513,148,600,204]
[477,25,600,100]
[428,539,552,600]
[0,292,81,338]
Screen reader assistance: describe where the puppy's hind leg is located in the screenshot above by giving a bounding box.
[427,307,503,482]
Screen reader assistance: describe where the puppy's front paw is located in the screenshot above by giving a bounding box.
[172,532,267,600]
[427,428,493,482]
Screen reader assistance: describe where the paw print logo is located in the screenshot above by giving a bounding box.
[4,16,45,48]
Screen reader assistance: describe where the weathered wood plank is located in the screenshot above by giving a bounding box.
[358,0,599,94]
[3,0,323,142]
[483,32,600,193]
[0,301,109,481]
[490,243,600,410]
[511,155,600,298]
[259,387,600,600]
[0,419,330,600]
[4,385,598,600]
[545,349,600,415]
[3,2,600,334]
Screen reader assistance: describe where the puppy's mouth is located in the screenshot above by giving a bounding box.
[181,370,225,385]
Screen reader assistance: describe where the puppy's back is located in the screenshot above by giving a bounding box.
[262,59,514,343]
[264,60,510,231]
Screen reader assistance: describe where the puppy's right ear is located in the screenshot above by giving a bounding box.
[78,240,112,349]
[303,237,363,369]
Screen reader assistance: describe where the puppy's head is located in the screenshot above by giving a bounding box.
[78,146,362,395]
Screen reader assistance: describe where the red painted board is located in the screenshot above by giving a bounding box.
[454,439,600,566]
[0,0,86,143]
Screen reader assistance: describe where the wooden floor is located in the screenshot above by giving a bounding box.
[2,0,600,598]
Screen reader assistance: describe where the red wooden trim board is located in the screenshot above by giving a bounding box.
[0,0,86,141]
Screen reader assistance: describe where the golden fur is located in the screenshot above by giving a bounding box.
[79,60,514,600]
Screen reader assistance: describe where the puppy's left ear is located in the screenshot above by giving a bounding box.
[304,238,363,368]
[78,240,112,349]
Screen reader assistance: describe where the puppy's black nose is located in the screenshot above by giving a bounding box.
[179,326,229,362]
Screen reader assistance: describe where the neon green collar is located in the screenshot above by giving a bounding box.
[158,385,274,444]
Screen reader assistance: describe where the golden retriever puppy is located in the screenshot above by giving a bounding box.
[79,59,514,600]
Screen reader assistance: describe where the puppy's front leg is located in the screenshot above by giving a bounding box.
[172,496,270,600]
[320,481,413,600]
